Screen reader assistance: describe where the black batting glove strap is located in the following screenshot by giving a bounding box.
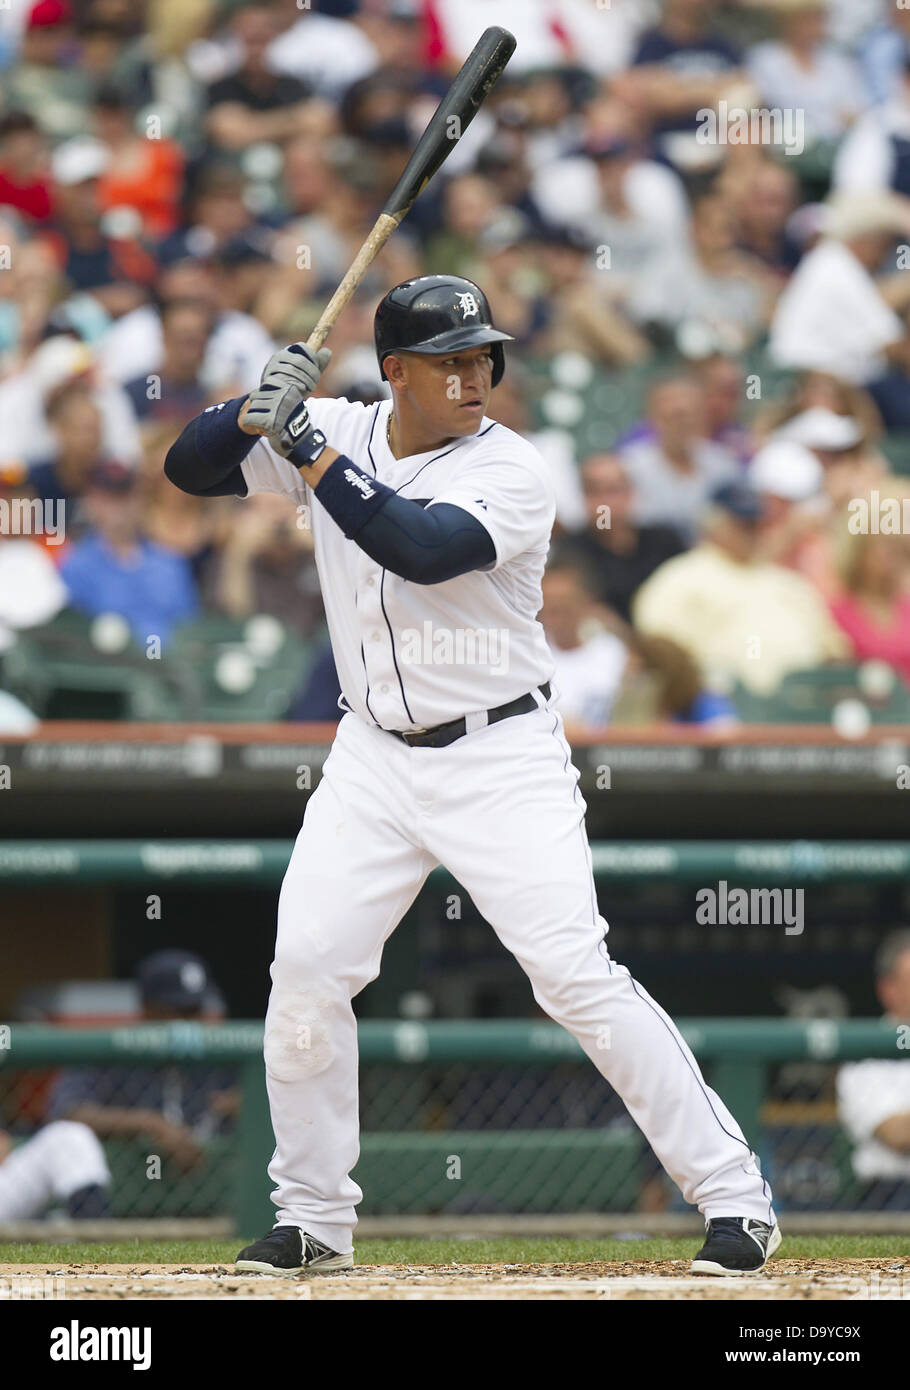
[282,400,328,462]
[313,455,395,538]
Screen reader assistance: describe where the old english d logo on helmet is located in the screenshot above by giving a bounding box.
[374,274,513,387]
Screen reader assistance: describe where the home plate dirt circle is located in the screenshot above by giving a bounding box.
[2,1259,904,1300]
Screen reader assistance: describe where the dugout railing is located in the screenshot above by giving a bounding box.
[0,1018,902,1234]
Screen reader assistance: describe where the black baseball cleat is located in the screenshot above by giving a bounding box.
[235,1226,353,1275]
[691,1217,782,1276]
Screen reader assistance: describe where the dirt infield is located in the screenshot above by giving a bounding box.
[2,1258,906,1300]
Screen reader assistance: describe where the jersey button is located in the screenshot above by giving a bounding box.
[371,632,381,642]
[380,684,390,693]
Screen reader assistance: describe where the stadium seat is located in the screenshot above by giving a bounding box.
[732,664,910,725]
[169,614,314,721]
[879,433,910,477]
[3,611,195,721]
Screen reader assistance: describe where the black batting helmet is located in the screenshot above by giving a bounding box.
[374,274,513,387]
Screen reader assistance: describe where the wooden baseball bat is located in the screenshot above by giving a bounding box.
[305,25,517,353]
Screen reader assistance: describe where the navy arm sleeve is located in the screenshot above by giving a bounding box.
[163,397,253,497]
[312,454,495,584]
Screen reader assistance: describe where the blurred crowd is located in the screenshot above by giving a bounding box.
[1,0,910,729]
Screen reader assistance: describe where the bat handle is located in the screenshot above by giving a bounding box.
[306,212,402,353]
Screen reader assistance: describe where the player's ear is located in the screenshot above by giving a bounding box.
[383,353,408,391]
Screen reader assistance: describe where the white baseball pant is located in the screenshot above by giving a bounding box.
[0,1121,111,1221]
[264,706,774,1252]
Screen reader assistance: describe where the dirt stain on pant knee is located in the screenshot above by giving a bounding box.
[264,984,334,1081]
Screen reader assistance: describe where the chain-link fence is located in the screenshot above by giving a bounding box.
[1,1021,907,1227]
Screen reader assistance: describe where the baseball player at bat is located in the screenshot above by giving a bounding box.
[165,275,780,1277]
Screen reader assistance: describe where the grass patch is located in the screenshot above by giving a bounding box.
[1,1235,908,1266]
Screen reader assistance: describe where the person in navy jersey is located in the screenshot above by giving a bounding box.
[619,0,743,158]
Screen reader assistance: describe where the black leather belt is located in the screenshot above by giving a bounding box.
[391,683,551,749]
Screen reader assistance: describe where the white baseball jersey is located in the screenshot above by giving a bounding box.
[240,397,556,731]
[837,1058,910,1180]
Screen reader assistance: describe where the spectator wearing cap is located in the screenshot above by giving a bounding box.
[558,453,685,624]
[48,950,237,1176]
[93,86,185,241]
[837,931,910,1211]
[60,462,198,648]
[42,136,157,319]
[0,333,141,471]
[827,480,910,685]
[754,370,884,451]
[123,298,212,427]
[746,0,865,147]
[750,437,830,577]
[774,406,889,510]
[617,375,739,543]
[769,192,910,426]
[633,481,846,694]
[205,2,315,153]
[0,111,53,223]
[5,1,92,142]
[834,39,910,198]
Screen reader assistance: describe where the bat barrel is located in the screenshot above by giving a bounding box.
[381,26,517,222]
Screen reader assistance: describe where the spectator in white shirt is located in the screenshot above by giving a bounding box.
[540,557,629,735]
[833,47,910,198]
[618,375,738,541]
[0,334,141,471]
[531,119,691,324]
[0,479,66,655]
[768,192,910,412]
[837,931,910,1208]
[746,0,865,147]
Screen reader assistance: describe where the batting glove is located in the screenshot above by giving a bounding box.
[242,343,332,443]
